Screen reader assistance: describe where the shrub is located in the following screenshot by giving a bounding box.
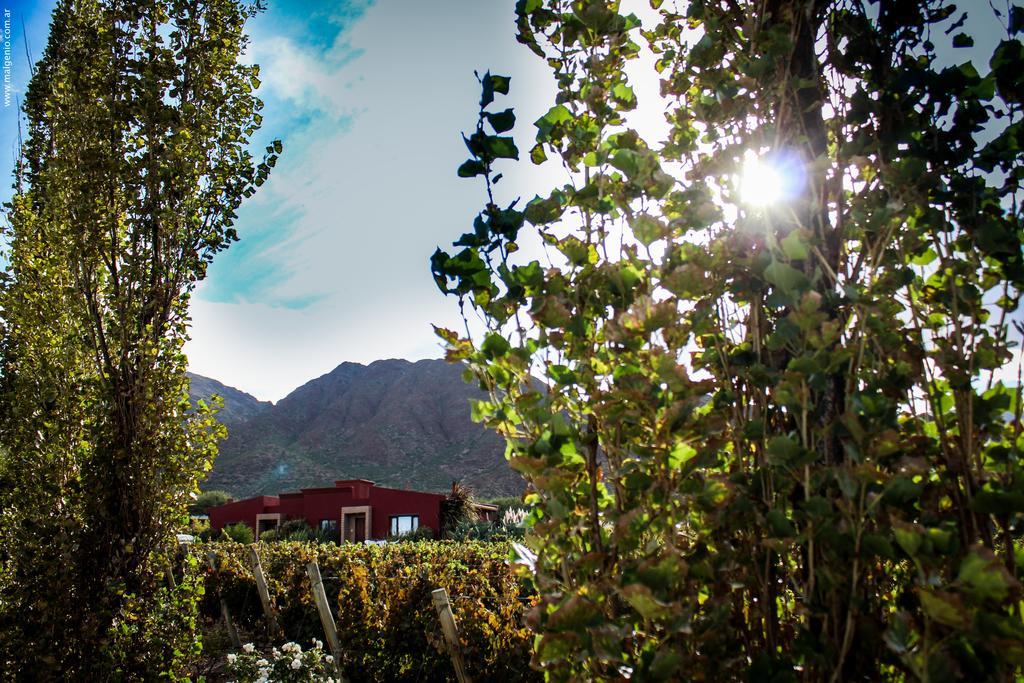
[195,541,538,681]
[261,520,337,544]
[447,519,523,543]
[227,640,336,683]
[385,525,435,543]
[223,523,254,545]
[440,481,477,535]
[190,490,234,517]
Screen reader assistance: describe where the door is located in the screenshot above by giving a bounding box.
[344,512,367,543]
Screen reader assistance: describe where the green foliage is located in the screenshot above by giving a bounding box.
[0,0,274,676]
[433,1,1024,680]
[191,490,235,516]
[197,541,538,681]
[224,522,256,545]
[386,525,436,543]
[485,495,526,515]
[262,519,337,544]
[447,518,525,543]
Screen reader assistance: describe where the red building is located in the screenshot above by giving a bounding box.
[208,479,494,542]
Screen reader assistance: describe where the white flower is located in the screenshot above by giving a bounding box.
[282,641,300,654]
[256,659,269,667]
[291,657,302,670]
[226,653,237,664]
[242,643,256,654]
[313,638,323,650]
[325,655,334,664]
[256,677,268,683]
[271,648,280,657]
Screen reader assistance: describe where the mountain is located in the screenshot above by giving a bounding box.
[193,359,522,499]
[188,372,272,429]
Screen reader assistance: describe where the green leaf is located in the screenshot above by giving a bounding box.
[766,435,801,466]
[780,230,808,260]
[668,442,696,468]
[861,533,896,560]
[611,83,636,109]
[763,261,809,295]
[481,333,511,358]
[610,148,639,177]
[530,143,548,164]
[918,590,969,628]
[486,136,520,160]
[971,490,1024,515]
[959,550,1014,601]
[893,523,922,557]
[457,160,486,178]
[486,108,516,134]
[621,584,669,619]
[648,647,682,680]
[766,509,796,537]
[535,104,573,141]
[490,74,511,95]
[952,33,974,48]
[631,214,665,246]
[480,72,511,107]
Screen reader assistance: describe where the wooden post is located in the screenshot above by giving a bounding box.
[164,559,177,589]
[206,551,241,649]
[248,545,282,638]
[306,561,347,682]
[431,587,471,683]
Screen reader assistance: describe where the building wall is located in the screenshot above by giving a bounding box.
[207,481,445,540]
[368,486,443,538]
[208,495,279,532]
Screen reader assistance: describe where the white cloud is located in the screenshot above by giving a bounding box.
[186,0,564,396]
[185,0,731,399]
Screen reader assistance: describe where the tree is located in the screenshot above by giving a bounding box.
[190,489,235,517]
[433,1,1024,680]
[0,0,277,676]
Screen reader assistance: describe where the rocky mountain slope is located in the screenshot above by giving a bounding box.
[187,372,272,429]
[190,359,522,499]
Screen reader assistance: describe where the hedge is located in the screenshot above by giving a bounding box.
[193,541,539,682]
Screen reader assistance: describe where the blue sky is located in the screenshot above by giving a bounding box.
[0,0,563,401]
[0,1,1015,401]
[182,0,561,401]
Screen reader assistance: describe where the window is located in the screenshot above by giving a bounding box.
[319,519,338,532]
[390,514,419,536]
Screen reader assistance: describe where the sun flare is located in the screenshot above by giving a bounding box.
[739,151,787,207]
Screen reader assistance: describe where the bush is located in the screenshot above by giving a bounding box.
[385,525,435,543]
[223,523,254,544]
[446,519,523,542]
[226,640,336,682]
[190,490,234,517]
[195,541,538,681]
[260,520,337,544]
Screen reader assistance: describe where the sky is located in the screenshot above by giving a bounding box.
[184,0,562,401]
[0,0,568,401]
[0,1,1016,402]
